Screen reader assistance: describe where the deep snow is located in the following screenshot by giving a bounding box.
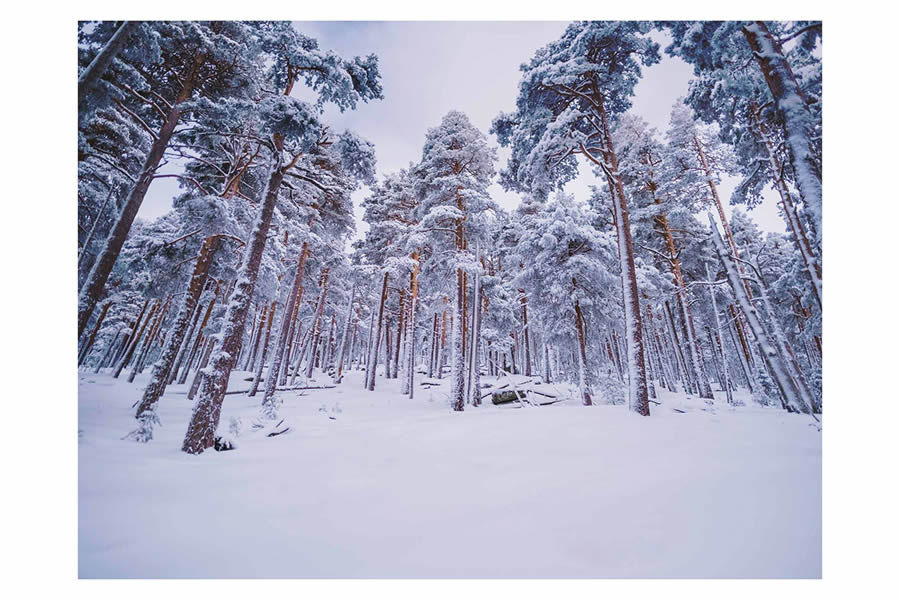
[78,367,821,578]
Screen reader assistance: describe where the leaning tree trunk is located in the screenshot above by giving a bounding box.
[248,299,277,398]
[262,243,309,415]
[78,51,206,339]
[78,300,112,366]
[177,284,220,385]
[304,268,330,380]
[365,272,389,391]
[748,101,822,309]
[169,292,206,385]
[704,263,735,405]
[333,284,356,384]
[78,21,140,116]
[573,293,593,406]
[520,290,532,377]
[114,298,159,379]
[129,235,218,440]
[128,294,171,383]
[742,21,822,242]
[654,207,714,399]
[709,214,812,415]
[182,145,287,454]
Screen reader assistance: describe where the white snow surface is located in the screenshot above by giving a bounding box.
[79,368,821,578]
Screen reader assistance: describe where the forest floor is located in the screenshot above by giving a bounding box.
[78,367,821,578]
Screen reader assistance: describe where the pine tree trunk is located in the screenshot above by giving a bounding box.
[742,21,822,240]
[178,284,220,385]
[78,300,112,366]
[705,263,735,405]
[114,298,159,379]
[520,291,532,377]
[748,101,822,308]
[406,252,420,399]
[78,51,206,338]
[366,272,389,391]
[129,294,171,382]
[132,236,217,431]
[573,294,593,406]
[248,299,277,398]
[187,337,215,401]
[450,266,466,412]
[303,268,330,380]
[333,284,356,383]
[468,251,482,405]
[262,243,309,412]
[392,290,405,379]
[585,98,649,415]
[243,302,267,373]
[182,144,287,454]
[709,214,812,415]
[169,292,206,384]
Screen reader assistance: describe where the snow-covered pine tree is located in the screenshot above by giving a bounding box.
[181,23,381,454]
[413,111,497,412]
[492,21,661,415]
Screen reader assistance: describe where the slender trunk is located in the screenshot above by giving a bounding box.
[114,298,159,379]
[664,301,693,394]
[366,272,389,391]
[130,237,218,437]
[304,268,330,380]
[262,243,309,412]
[709,214,812,415]
[406,252,420,399]
[78,300,112,366]
[243,302,267,373]
[520,290,532,377]
[705,263,735,405]
[248,299,277,397]
[187,337,215,401]
[468,253,482,405]
[573,294,593,406]
[392,290,405,379]
[169,293,206,384]
[748,101,822,308]
[333,284,356,383]
[177,284,220,385]
[129,294,171,382]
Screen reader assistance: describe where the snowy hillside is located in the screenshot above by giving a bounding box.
[79,368,821,578]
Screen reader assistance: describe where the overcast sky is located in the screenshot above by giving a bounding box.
[138,21,785,237]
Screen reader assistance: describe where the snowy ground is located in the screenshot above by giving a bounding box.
[78,367,821,578]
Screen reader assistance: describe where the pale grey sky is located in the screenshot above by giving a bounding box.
[139,21,785,238]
